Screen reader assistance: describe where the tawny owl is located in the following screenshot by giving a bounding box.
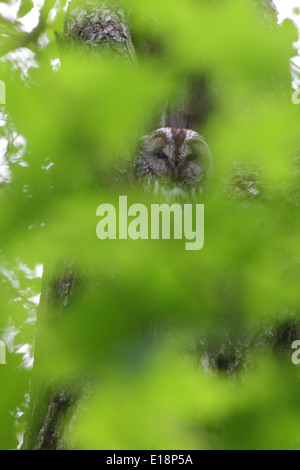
[135,127,212,195]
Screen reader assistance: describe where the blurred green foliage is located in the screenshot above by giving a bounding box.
[1,0,300,450]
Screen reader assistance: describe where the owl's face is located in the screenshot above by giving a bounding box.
[136,128,212,192]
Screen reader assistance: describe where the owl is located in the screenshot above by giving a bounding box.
[135,127,212,195]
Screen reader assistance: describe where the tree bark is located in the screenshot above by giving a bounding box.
[55,0,136,63]
[22,0,278,450]
[22,265,81,449]
[22,1,136,450]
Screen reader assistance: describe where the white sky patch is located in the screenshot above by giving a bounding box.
[1,266,20,289]
[0,0,43,24]
[16,343,34,369]
[3,47,39,78]
[18,262,43,279]
[0,112,6,127]
[28,293,41,305]
[51,57,61,71]
[0,0,21,21]
[274,0,300,24]
[273,0,300,82]
[2,327,19,353]
[0,0,68,32]
[0,261,43,297]
[19,1,43,32]
[0,260,42,371]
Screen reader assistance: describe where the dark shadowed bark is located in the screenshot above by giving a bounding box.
[55,1,136,63]
[22,266,81,449]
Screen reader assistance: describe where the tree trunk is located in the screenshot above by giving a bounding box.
[22,1,136,450]
[22,0,278,450]
[55,1,136,63]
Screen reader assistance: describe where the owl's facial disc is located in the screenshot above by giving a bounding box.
[136,127,212,190]
[152,138,203,183]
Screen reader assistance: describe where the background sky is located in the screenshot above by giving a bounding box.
[0,1,299,30]
[0,1,300,83]
[274,0,300,84]
[274,0,300,21]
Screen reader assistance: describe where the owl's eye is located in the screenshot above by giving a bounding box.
[156,152,168,160]
[187,153,198,161]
